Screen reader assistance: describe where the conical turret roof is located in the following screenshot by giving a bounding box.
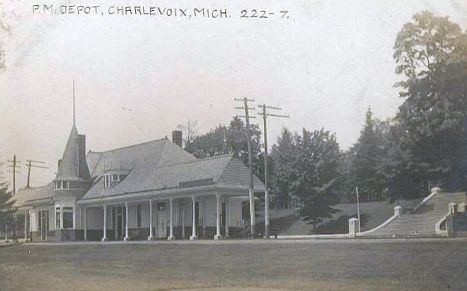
[55,125,90,181]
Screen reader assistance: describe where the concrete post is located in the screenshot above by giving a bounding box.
[214,194,222,240]
[168,199,175,240]
[348,218,359,237]
[190,197,197,240]
[148,200,154,240]
[431,187,441,195]
[458,202,465,213]
[101,205,107,242]
[448,202,457,216]
[124,202,129,241]
[394,206,403,217]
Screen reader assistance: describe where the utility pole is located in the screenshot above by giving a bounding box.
[7,155,20,194]
[235,97,256,237]
[258,104,289,238]
[25,160,48,188]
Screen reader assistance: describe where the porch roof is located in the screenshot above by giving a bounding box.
[79,154,265,205]
[9,182,54,209]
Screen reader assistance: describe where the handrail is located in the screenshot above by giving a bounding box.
[356,213,398,236]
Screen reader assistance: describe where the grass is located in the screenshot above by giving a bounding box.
[0,239,466,290]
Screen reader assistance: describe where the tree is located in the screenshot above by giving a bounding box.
[271,128,341,225]
[177,119,198,146]
[392,11,467,194]
[0,164,14,240]
[349,108,387,201]
[270,128,296,208]
[185,117,263,178]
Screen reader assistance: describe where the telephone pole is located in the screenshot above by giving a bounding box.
[7,155,20,194]
[25,160,48,188]
[235,97,256,237]
[258,104,289,238]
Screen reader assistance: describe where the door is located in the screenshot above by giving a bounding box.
[113,206,125,240]
[156,202,167,238]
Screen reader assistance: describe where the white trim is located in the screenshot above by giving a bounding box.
[435,213,449,236]
[413,190,438,212]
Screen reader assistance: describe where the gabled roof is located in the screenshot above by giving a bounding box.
[81,154,265,201]
[10,183,54,208]
[86,139,196,178]
[55,125,90,181]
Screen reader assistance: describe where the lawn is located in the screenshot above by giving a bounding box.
[0,239,466,290]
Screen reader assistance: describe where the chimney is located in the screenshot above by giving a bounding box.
[172,130,183,147]
[76,134,90,179]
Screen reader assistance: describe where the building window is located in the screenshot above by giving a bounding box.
[136,204,142,228]
[111,174,120,182]
[54,180,70,190]
[62,207,73,229]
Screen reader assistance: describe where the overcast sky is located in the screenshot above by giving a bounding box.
[0,0,466,188]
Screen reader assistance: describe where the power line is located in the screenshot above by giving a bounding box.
[234,97,257,237]
[25,160,48,188]
[258,104,289,238]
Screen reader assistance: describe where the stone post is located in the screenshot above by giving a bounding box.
[458,202,465,213]
[394,206,402,217]
[348,218,359,237]
[448,202,457,216]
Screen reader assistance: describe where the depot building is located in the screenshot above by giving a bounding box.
[11,119,264,242]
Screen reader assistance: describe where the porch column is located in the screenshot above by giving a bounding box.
[214,194,222,240]
[124,202,129,241]
[225,198,230,238]
[83,207,87,241]
[101,205,107,241]
[24,211,28,241]
[190,197,197,240]
[60,206,64,229]
[168,199,175,240]
[182,204,185,239]
[148,200,154,240]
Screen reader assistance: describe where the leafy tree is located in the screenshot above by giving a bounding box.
[0,164,14,239]
[271,128,341,224]
[392,11,467,194]
[185,117,264,179]
[349,108,387,201]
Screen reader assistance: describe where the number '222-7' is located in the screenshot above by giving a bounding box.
[240,10,289,19]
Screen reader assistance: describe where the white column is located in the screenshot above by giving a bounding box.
[124,202,129,241]
[148,200,154,240]
[190,197,197,240]
[182,205,186,239]
[214,194,222,240]
[101,205,107,241]
[225,198,230,238]
[60,206,64,229]
[83,208,87,241]
[24,211,28,241]
[168,199,175,240]
[73,206,76,229]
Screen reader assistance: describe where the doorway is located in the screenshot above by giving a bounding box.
[156,202,167,238]
[112,206,125,240]
[39,210,49,241]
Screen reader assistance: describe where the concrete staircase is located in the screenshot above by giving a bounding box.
[362,192,466,237]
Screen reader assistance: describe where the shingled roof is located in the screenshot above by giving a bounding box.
[81,154,265,202]
[86,138,197,178]
[10,183,55,208]
[55,125,90,181]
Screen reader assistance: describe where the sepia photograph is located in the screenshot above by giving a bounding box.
[0,0,466,290]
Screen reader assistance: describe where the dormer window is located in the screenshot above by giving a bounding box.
[54,180,70,190]
[104,173,127,189]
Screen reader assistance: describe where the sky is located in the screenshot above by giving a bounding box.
[0,0,466,188]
